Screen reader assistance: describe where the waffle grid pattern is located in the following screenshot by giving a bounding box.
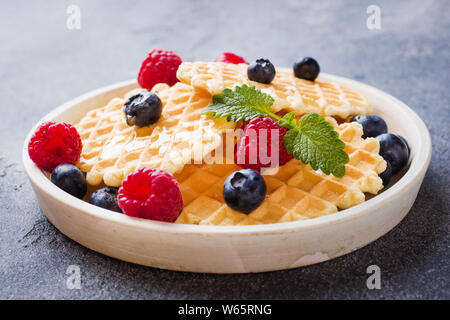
[75,64,384,225]
[76,83,235,187]
[175,118,386,226]
[177,62,371,118]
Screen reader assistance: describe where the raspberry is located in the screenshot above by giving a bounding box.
[28,121,82,172]
[214,52,248,64]
[137,49,182,90]
[235,117,293,171]
[118,168,183,222]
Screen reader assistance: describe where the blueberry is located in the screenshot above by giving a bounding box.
[379,160,392,187]
[51,164,87,199]
[397,135,410,155]
[90,187,122,213]
[223,169,267,214]
[124,91,162,127]
[376,133,409,175]
[247,58,276,84]
[351,115,388,138]
[293,57,320,81]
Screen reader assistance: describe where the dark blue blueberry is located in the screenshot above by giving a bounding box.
[247,58,276,84]
[90,187,122,213]
[223,169,267,214]
[379,160,392,187]
[124,91,162,127]
[351,115,388,138]
[51,164,87,199]
[293,57,320,81]
[376,133,409,175]
[397,135,410,154]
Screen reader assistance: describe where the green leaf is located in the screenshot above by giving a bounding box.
[278,112,297,129]
[203,84,274,123]
[202,85,349,178]
[282,113,349,178]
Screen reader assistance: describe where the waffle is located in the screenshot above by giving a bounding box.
[76,82,235,187]
[177,62,371,119]
[175,118,386,225]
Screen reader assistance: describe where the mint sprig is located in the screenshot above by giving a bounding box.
[203,84,276,123]
[203,85,349,178]
[283,113,348,177]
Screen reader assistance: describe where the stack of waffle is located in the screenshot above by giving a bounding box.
[75,62,385,225]
[177,62,371,119]
[76,82,235,187]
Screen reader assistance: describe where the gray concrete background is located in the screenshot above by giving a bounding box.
[0,0,449,299]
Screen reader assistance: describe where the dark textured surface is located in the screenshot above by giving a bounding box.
[0,0,449,300]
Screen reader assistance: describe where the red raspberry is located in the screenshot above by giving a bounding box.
[137,49,182,90]
[28,121,82,172]
[214,52,248,64]
[118,168,183,222]
[235,117,293,171]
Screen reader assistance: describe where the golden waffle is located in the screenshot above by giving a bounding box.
[175,118,386,226]
[76,82,235,187]
[177,62,371,119]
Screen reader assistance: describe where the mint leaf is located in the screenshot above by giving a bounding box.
[278,112,297,129]
[283,113,349,178]
[203,84,274,123]
[202,86,349,178]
